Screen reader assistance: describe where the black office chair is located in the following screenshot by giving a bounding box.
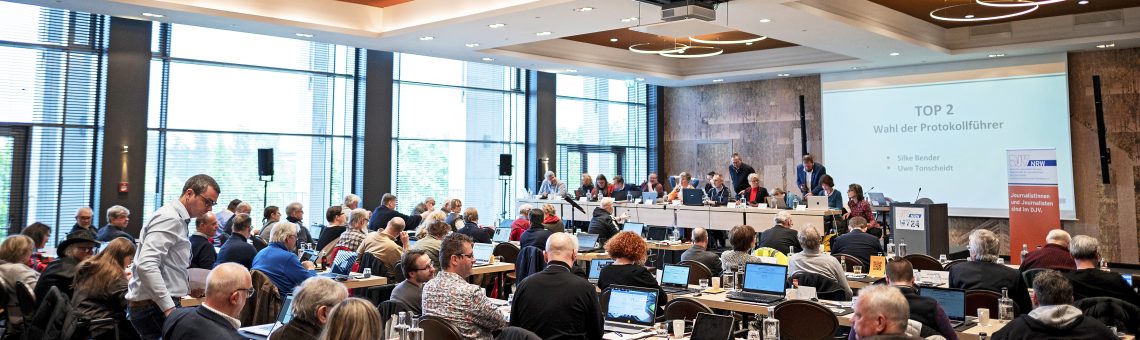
[420,315,463,340]
[677,260,713,285]
[772,299,839,340]
[1021,268,1049,288]
[831,253,865,273]
[904,254,944,271]
[664,297,713,321]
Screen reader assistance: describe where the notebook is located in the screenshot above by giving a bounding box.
[604,285,658,334]
[741,263,787,294]
[682,188,704,206]
[690,312,734,340]
[492,227,511,243]
[920,286,967,327]
[576,233,600,252]
[588,259,614,283]
[766,196,789,209]
[660,264,692,293]
[641,191,658,204]
[868,192,887,206]
[240,294,295,336]
[472,242,494,266]
[807,196,827,210]
[623,222,645,237]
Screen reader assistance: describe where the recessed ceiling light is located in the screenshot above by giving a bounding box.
[745,42,754,45]
[419,36,434,41]
[889,52,901,56]
[1096,43,1115,48]
[142,12,164,18]
[574,7,594,12]
[988,53,1006,58]
[565,69,578,73]
[965,14,975,19]
[465,43,480,48]
[851,66,862,70]
[295,33,313,38]
[488,23,506,29]
[777,73,791,77]
[712,79,724,83]
[1078,0,1089,4]
[759,18,772,23]
[482,57,494,61]
[535,31,552,36]
[621,17,639,23]
[635,78,645,81]
[610,38,619,42]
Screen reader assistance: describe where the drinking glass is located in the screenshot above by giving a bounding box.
[852,265,863,275]
[699,279,710,291]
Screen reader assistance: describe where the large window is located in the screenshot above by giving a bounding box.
[392,54,525,223]
[145,23,362,227]
[0,2,106,243]
[556,75,648,190]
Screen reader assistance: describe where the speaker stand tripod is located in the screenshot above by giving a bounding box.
[499,176,510,222]
[260,175,273,209]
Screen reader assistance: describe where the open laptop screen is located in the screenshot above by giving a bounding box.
[472,243,494,263]
[589,259,614,280]
[279,294,296,325]
[623,222,645,236]
[606,285,658,326]
[576,233,599,251]
[492,227,511,243]
[742,263,787,294]
[661,264,690,287]
[920,287,966,321]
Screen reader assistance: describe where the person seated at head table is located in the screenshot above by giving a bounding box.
[640,173,666,198]
[590,174,614,198]
[576,173,595,200]
[818,174,844,211]
[770,188,801,209]
[611,175,639,193]
[667,172,696,202]
[704,173,733,206]
[536,171,568,198]
[737,173,770,207]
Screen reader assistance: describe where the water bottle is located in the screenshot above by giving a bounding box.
[898,239,908,257]
[998,288,1014,321]
[1020,244,1029,263]
[840,256,847,271]
[788,246,795,258]
[885,242,896,259]
[735,269,745,291]
[723,266,737,293]
[394,312,409,340]
[762,316,780,340]
[407,317,424,340]
[978,332,987,340]
[938,254,948,265]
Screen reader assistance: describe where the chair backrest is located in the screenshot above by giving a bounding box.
[240,270,283,326]
[0,275,37,336]
[394,261,406,283]
[359,252,388,279]
[419,315,463,340]
[1021,268,1049,288]
[515,246,546,282]
[664,297,713,321]
[319,236,340,265]
[1074,296,1140,335]
[378,299,413,324]
[831,253,865,272]
[677,260,713,285]
[495,326,542,340]
[964,290,1002,317]
[942,259,967,271]
[903,254,944,271]
[772,299,839,340]
[493,242,520,265]
[788,271,849,301]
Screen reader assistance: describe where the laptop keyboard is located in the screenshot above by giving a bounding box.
[604,322,649,334]
[727,291,784,304]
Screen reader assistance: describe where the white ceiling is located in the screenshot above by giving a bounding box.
[15,0,1140,86]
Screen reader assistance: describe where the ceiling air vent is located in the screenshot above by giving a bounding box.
[969,23,1012,37]
[1074,10,1123,26]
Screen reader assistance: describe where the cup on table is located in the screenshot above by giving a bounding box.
[852,265,863,275]
[977,308,990,326]
[362,268,372,278]
[654,322,669,337]
[699,279,710,291]
[712,277,722,289]
[672,319,685,338]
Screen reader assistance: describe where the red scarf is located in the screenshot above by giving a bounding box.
[543,215,560,224]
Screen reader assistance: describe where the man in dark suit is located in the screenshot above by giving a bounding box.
[162,263,251,340]
[368,193,425,232]
[758,211,802,254]
[188,212,219,270]
[215,214,257,269]
[795,154,827,196]
[949,229,1032,315]
[511,233,603,339]
[680,228,723,276]
[728,153,756,194]
[520,209,553,250]
[886,259,957,340]
[831,217,883,266]
[1063,235,1140,307]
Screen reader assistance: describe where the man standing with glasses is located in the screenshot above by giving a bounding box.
[162,263,252,340]
[391,249,434,315]
[128,174,221,340]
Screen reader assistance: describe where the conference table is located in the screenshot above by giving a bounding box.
[518,198,840,234]
[180,274,388,307]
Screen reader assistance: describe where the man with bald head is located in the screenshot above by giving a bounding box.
[510,233,603,339]
[69,207,98,240]
[851,285,922,339]
[162,263,251,340]
[1019,229,1076,273]
[189,212,219,270]
[681,227,723,276]
[357,216,410,280]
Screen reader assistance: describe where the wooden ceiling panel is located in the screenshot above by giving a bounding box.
[869,0,1139,29]
[564,28,796,55]
[336,0,414,8]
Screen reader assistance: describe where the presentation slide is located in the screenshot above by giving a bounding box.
[822,55,1075,218]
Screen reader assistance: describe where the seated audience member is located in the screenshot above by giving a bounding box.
[215,213,257,269]
[215,200,240,233]
[884,259,958,340]
[1063,235,1140,307]
[817,175,844,210]
[680,227,723,276]
[788,227,851,299]
[758,211,802,254]
[392,250,433,315]
[587,197,628,246]
[519,209,553,250]
[949,229,1031,314]
[257,205,281,251]
[343,194,360,211]
[69,207,98,240]
[0,235,40,293]
[252,221,316,298]
[412,197,436,216]
[537,171,568,198]
[20,222,53,272]
[666,172,695,202]
[576,174,594,200]
[161,263,252,340]
[509,204,532,241]
[844,184,877,227]
[540,204,565,233]
[511,233,603,339]
[993,270,1117,340]
[73,238,138,340]
[219,202,252,245]
[597,231,666,315]
[411,220,449,270]
[334,208,369,251]
[721,225,764,272]
[368,193,424,232]
[704,174,733,206]
[36,232,98,301]
[284,202,315,246]
[738,173,770,207]
[591,174,614,198]
[831,217,883,267]
[443,199,463,226]
[97,205,135,243]
[423,233,508,339]
[851,285,922,340]
[318,298,383,340]
[189,212,219,270]
[315,206,348,252]
[356,217,409,279]
[268,277,349,340]
[458,208,492,244]
[640,172,666,198]
[1020,229,1076,272]
[419,210,448,234]
[612,175,638,193]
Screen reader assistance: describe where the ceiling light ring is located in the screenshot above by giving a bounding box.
[629,43,688,54]
[687,36,768,45]
[659,46,723,58]
[929,2,1039,22]
[975,0,1065,7]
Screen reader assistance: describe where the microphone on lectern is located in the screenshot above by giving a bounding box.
[914,187,923,203]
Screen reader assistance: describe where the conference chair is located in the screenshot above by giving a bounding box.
[394,261,406,283]
[942,259,967,271]
[1,275,38,338]
[1074,296,1140,335]
[965,290,1014,317]
[240,270,283,326]
[495,326,542,340]
[677,260,714,285]
[419,315,463,340]
[788,271,850,301]
[664,297,713,321]
[903,254,944,271]
[831,253,864,272]
[772,299,839,340]
[1020,268,1049,288]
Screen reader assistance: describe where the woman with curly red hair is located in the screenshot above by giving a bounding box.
[596,231,666,315]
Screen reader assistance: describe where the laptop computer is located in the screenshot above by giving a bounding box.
[645,227,669,242]
[727,263,788,304]
[868,192,887,206]
[576,233,601,252]
[588,259,614,283]
[240,294,295,336]
[682,188,704,206]
[766,196,789,209]
[642,191,658,204]
[920,287,970,328]
[623,222,645,237]
[690,312,734,340]
[472,242,495,267]
[492,227,511,243]
[613,190,628,201]
[807,196,828,210]
[603,285,658,334]
[660,264,692,294]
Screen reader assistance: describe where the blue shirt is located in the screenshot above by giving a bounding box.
[252,242,315,298]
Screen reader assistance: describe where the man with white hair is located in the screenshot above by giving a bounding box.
[189,212,220,270]
[343,194,361,210]
[1062,235,1140,307]
[537,171,568,198]
[949,229,1031,314]
[587,197,629,245]
[758,210,802,253]
[850,285,921,339]
[1019,229,1076,272]
[69,207,97,240]
[97,205,134,243]
[268,277,349,340]
[788,227,851,299]
[284,202,314,246]
[162,263,251,340]
[252,221,316,298]
[510,233,603,339]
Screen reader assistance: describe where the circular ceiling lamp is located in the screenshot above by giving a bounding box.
[688,35,768,45]
[976,0,1065,7]
[628,42,686,54]
[659,46,724,58]
[930,1,1039,22]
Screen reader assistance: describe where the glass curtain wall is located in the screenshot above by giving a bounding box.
[555,75,648,193]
